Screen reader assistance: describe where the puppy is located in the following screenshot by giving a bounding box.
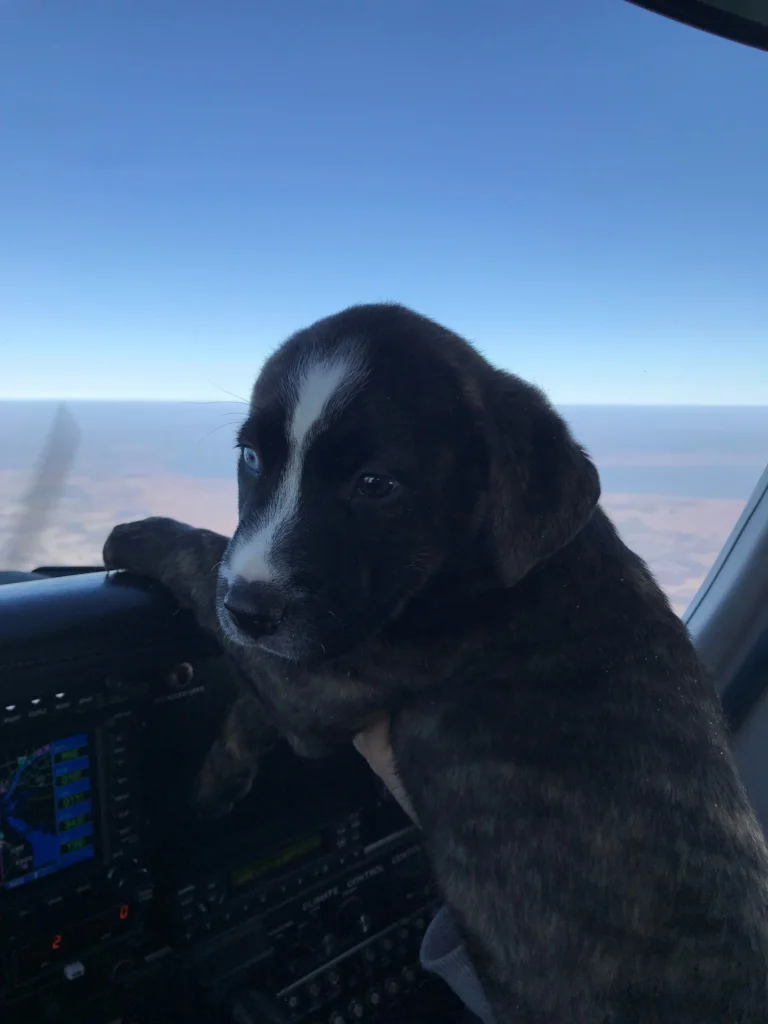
[104,303,768,1023]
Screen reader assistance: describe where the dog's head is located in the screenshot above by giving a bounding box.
[216,304,600,663]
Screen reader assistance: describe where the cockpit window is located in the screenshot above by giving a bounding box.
[1,2,767,616]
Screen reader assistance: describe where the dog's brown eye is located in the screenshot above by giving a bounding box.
[355,474,398,499]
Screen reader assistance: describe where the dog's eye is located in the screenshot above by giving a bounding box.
[241,447,261,475]
[355,473,398,499]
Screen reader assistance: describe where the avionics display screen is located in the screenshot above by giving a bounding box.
[230,832,324,890]
[0,732,96,890]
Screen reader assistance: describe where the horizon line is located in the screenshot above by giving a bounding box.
[1,397,767,409]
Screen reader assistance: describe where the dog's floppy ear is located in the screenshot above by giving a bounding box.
[480,369,601,586]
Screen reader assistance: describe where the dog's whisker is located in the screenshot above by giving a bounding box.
[202,380,250,404]
[195,421,242,446]
[181,399,249,407]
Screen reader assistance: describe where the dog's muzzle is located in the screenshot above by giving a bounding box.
[222,580,288,640]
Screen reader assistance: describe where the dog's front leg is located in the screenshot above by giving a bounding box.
[103,518,286,812]
[191,692,278,818]
[103,516,226,637]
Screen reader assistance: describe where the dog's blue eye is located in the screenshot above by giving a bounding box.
[355,474,398,499]
[242,447,261,475]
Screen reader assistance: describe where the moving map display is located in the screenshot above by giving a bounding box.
[0,732,95,890]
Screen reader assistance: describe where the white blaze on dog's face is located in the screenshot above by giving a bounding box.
[215,307,488,663]
[225,348,368,588]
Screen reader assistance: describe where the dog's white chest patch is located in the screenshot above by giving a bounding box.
[227,349,366,584]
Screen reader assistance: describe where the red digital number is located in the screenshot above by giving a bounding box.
[119,904,130,921]
[52,934,63,950]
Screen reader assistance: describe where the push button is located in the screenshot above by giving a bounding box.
[63,960,85,981]
[384,977,400,997]
[366,987,382,1009]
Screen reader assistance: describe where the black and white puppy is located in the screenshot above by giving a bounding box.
[104,303,768,1024]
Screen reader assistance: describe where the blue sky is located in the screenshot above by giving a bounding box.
[1,0,767,404]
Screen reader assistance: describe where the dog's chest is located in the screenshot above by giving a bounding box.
[233,650,393,740]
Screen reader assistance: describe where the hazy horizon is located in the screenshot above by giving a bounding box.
[4,398,768,407]
[1,401,767,617]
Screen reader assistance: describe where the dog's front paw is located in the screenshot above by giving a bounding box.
[103,517,195,580]
[190,695,277,818]
[105,518,230,635]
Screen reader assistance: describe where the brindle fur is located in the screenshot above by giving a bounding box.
[104,303,768,1023]
[100,519,279,817]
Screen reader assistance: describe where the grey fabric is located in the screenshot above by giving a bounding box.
[420,906,497,1024]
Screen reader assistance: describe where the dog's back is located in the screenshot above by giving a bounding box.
[390,500,768,1022]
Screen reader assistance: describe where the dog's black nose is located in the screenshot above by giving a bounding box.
[223,581,288,639]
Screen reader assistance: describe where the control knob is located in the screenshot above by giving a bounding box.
[335,897,373,939]
[106,855,151,898]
